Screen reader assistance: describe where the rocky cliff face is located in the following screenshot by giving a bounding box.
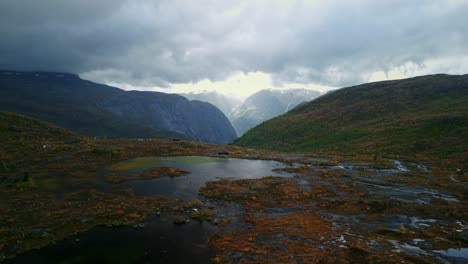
[0,70,237,143]
[99,92,237,144]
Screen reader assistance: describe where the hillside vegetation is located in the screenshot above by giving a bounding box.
[235,74,468,162]
[0,111,94,173]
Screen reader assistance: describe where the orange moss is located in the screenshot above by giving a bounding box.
[190,209,215,221]
[106,166,190,183]
[200,177,311,210]
[211,213,336,264]
[184,199,203,209]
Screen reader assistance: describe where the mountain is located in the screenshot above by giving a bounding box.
[229,89,321,136]
[179,91,242,117]
[0,71,237,144]
[234,74,468,160]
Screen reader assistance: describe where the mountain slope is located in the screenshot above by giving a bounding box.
[0,71,237,143]
[230,89,321,136]
[0,111,92,172]
[234,74,468,160]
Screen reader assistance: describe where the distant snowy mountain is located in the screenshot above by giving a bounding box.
[229,89,321,136]
[179,91,242,117]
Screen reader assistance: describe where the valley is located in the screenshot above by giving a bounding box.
[0,111,466,263]
[180,89,321,136]
[235,74,468,164]
[2,1,467,263]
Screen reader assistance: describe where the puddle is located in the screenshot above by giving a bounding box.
[9,215,216,264]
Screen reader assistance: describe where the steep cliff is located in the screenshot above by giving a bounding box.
[0,70,237,143]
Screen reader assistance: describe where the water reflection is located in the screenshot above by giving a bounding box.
[10,157,294,264]
[115,156,294,200]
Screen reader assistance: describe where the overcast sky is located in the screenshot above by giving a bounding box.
[1,0,467,97]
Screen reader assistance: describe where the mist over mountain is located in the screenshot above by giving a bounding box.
[229,89,321,136]
[0,70,237,144]
[179,91,242,117]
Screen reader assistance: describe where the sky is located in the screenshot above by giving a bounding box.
[1,0,467,97]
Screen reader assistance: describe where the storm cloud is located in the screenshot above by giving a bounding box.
[1,0,467,89]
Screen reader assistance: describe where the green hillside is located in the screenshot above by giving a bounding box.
[0,111,94,172]
[234,74,468,161]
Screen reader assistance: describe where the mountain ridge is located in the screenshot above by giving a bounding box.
[229,88,321,136]
[234,74,468,161]
[0,70,237,143]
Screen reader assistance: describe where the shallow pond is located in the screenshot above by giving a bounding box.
[113,156,294,200]
[10,215,217,264]
[10,156,295,263]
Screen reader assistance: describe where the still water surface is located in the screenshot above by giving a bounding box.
[11,156,294,263]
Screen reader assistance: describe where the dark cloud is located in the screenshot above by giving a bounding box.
[0,0,467,88]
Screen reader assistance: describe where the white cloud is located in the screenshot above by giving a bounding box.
[103,71,333,98]
[168,71,333,97]
[368,56,468,83]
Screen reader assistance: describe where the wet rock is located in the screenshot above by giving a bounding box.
[218,151,230,155]
[338,235,347,243]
